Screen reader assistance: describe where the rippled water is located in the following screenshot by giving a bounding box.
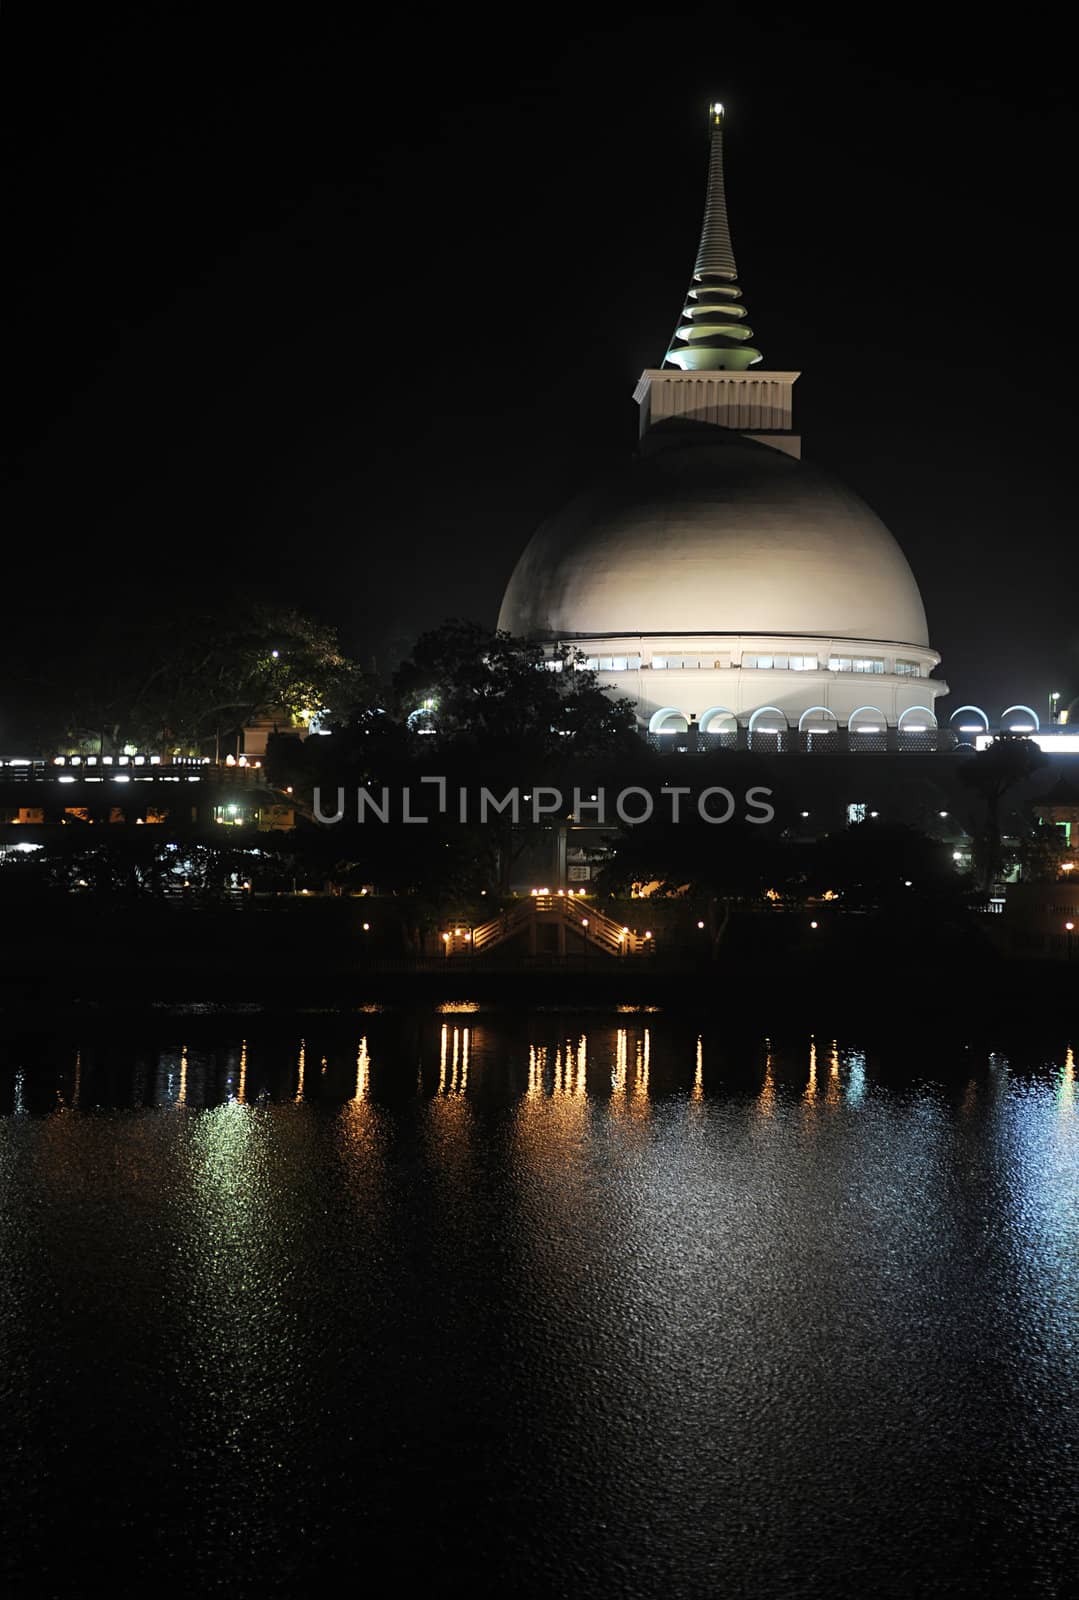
[2,1014,1078,1597]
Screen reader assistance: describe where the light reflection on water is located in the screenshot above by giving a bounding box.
[1,1016,1078,1596]
[22,1021,1067,1119]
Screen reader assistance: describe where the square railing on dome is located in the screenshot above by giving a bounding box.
[898,730,945,752]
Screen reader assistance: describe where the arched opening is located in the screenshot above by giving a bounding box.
[699,706,738,748]
[649,707,689,736]
[699,706,737,734]
[949,705,989,748]
[848,705,887,751]
[798,706,839,751]
[898,706,937,731]
[1001,704,1040,734]
[898,705,938,750]
[748,706,788,751]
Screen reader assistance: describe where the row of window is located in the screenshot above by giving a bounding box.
[571,654,923,677]
[742,653,820,671]
[827,657,884,674]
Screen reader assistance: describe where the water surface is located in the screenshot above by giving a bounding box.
[2,1015,1077,1596]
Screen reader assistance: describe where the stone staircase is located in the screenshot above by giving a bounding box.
[444,895,653,958]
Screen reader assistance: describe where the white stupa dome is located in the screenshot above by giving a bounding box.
[498,426,929,649]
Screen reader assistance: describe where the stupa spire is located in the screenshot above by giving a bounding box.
[664,103,763,371]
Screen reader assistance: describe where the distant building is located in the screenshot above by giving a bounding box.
[1035,777,1079,856]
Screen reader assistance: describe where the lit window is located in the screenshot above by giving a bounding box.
[852,658,885,674]
[847,803,867,824]
[828,657,852,672]
[744,653,812,670]
[895,660,920,677]
[652,656,668,669]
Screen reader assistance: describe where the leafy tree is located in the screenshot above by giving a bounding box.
[141,604,368,753]
[1,835,262,905]
[10,603,368,757]
[595,816,792,901]
[1018,820,1070,883]
[388,621,639,893]
[392,620,637,757]
[958,736,1047,890]
[810,822,961,910]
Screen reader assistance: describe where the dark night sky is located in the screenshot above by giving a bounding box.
[5,5,1077,717]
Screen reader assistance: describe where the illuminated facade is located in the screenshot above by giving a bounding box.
[498,104,947,744]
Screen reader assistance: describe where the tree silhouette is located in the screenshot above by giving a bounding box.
[391,621,637,758]
[15,604,367,756]
[958,736,1047,890]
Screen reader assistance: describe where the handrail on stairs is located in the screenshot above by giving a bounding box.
[452,894,644,957]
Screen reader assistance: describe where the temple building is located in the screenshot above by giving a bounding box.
[498,103,947,749]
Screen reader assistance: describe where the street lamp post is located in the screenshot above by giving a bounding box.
[1050,691,1061,726]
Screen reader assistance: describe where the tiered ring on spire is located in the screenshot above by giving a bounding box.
[664,104,763,372]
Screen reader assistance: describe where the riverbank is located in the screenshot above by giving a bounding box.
[1,953,1073,1034]
[1,892,1072,1029]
